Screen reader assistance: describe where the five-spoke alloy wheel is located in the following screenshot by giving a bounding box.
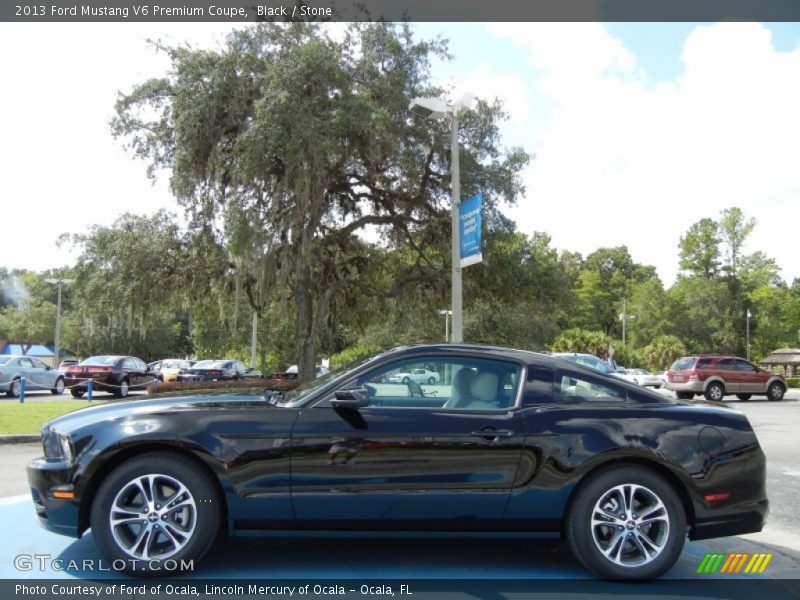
[91,453,220,575]
[566,466,686,580]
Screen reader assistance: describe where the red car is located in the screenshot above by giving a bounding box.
[666,355,786,402]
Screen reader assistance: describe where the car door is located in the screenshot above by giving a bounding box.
[734,359,765,393]
[17,357,35,388]
[716,358,740,392]
[290,354,526,531]
[30,358,54,389]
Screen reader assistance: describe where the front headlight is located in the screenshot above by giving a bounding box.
[42,427,73,463]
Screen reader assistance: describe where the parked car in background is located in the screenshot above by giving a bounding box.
[64,356,153,398]
[272,364,330,380]
[388,368,440,385]
[28,343,768,580]
[0,355,66,397]
[622,368,666,388]
[666,355,786,401]
[551,352,628,380]
[177,360,259,382]
[58,360,79,373]
[149,359,197,383]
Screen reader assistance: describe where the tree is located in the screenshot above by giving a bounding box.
[643,335,687,371]
[719,207,756,278]
[113,23,529,378]
[551,328,610,356]
[678,218,721,278]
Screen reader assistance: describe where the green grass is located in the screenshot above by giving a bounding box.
[0,400,106,435]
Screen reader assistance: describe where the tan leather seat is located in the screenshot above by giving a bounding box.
[468,372,499,410]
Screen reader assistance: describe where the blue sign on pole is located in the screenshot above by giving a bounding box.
[459,193,483,268]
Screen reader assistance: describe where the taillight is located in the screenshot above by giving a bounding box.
[67,366,82,373]
[90,366,112,373]
[687,370,699,380]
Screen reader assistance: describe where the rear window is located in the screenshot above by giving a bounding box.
[81,356,120,365]
[671,357,696,370]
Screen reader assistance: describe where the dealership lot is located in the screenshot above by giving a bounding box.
[0,390,797,580]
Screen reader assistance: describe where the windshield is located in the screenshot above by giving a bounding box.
[81,356,120,365]
[277,350,392,407]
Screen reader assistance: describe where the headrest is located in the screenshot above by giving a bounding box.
[471,372,498,403]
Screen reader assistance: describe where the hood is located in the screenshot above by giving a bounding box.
[45,393,270,433]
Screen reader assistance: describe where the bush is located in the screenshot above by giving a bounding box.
[146,379,300,397]
[786,377,800,389]
[330,344,383,370]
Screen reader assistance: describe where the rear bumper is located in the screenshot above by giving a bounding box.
[26,457,81,538]
[666,380,703,393]
[691,497,769,540]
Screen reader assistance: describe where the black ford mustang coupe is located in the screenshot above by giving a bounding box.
[27,344,768,579]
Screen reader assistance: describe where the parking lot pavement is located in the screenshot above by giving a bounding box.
[1,389,798,581]
[0,495,716,580]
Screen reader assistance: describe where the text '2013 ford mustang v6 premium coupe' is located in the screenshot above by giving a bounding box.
[27,344,768,579]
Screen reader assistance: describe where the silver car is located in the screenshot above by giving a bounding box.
[622,368,666,388]
[0,355,66,397]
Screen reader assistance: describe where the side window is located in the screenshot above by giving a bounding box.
[123,358,137,369]
[31,358,47,369]
[19,358,34,368]
[237,362,249,373]
[356,357,522,410]
[696,358,712,369]
[735,360,756,372]
[717,358,737,371]
[555,371,627,402]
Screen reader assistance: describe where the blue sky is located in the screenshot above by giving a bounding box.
[1,22,799,285]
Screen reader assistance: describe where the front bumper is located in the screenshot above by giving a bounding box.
[26,457,81,538]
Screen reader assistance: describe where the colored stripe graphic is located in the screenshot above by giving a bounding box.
[698,552,772,575]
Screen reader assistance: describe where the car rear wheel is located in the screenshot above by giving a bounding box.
[114,378,129,399]
[565,465,686,580]
[428,377,436,385]
[736,394,752,401]
[767,382,785,402]
[7,379,20,398]
[704,382,725,402]
[51,378,65,395]
[676,392,693,400]
[90,452,220,576]
[71,388,84,398]
[402,376,410,385]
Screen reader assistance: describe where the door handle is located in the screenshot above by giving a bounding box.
[471,428,515,440]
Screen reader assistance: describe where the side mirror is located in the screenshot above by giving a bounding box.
[263,390,284,404]
[331,388,370,409]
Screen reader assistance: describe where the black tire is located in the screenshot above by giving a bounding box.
[767,382,786,402]
[428,377,436,385]
[114,378,130,399]
[653,385,661,389]
[71,388,84,399]
[90,452,220,576]
[51,377,65,396]
[736,394,752,401]
[402,376,411,385]
[565,465,686,580]
[704,382,725,402]
[676,392,693,400]
[7,379,20,398]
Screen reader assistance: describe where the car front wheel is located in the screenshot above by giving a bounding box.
[114,378,129,398]
[90,452,220,576]
[767,382,785,402]
[566,465,686,580]
[704,382,725,402]
[71,388,84,398]
[51,378,65,395]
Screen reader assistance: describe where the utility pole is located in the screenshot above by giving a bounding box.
[44,278,74,368]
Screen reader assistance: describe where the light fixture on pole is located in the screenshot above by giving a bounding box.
[437,309,453,342]
[746,309,752,361]
[44,278,74,369]
[410,93,473,344]
[619,299,635,345]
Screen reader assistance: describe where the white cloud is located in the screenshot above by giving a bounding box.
[446,61,531,124]
[0,23,237,271]
[490,22,800,285]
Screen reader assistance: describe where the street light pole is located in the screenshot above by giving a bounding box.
[746,309,752,361]
[450,110,463,343]
[620,299,635,346]
[251,310,258,369]
[44,278,74,369]
[410,95,473,345]
[438,309,452,342]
